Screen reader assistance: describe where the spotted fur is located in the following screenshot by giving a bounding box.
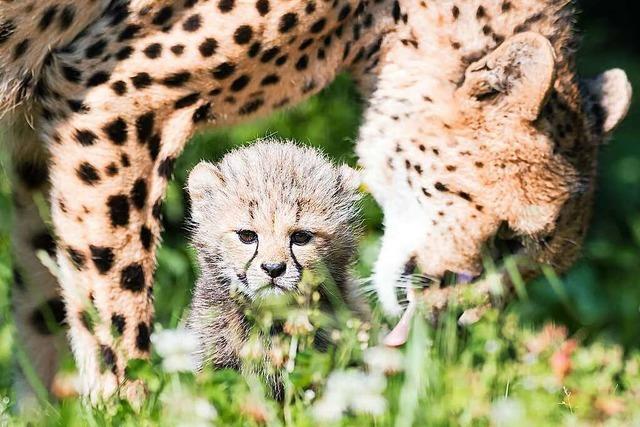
[0,0,630,401]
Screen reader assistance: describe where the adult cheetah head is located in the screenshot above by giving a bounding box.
[360,32,632,316]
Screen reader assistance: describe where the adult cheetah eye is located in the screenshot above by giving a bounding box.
[291,231,313,246]
[237,230,258,244]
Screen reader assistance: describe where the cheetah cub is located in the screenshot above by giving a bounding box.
[186,139,364,371]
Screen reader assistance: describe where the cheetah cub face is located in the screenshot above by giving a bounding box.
[188,140,361,299]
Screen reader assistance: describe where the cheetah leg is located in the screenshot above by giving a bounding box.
[46,109,195,402]
[7,119,67,408]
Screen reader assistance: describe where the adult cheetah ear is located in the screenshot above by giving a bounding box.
[457,32,556,121]
[187,161,225,204]
[581,69,632,135]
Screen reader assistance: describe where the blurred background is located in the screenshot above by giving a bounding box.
[0,0,637,397]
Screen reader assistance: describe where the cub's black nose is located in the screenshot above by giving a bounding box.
[261,262,286,278]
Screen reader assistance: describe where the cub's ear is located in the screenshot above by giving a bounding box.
[337,164,362,193]
[457,32,556,121]
[581,68,632,135]
[187,161,224,204]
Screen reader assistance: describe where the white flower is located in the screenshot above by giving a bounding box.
[312,370,388,422]
[284,310,314,336]
[490,398,524,426]
[350,393,387,416]
[151,328,200,373]
[1,396,11,425]
[304,389,316,403]
[364,346,404,375]
[161,384,217,427]
[312,396,347,423]
[485,340,501,355]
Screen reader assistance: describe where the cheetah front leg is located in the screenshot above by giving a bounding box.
[7,118,67,408]
[46,107,196,402]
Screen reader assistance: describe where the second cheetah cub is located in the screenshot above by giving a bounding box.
[186,139,364,371]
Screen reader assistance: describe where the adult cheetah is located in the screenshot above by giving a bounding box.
[0,0,631,401]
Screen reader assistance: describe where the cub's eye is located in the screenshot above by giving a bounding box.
[291,231,313,246]
[237,230,258,244]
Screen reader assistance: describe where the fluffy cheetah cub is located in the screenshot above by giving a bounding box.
[186,139,363,371]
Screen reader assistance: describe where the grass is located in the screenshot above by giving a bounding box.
[1,9,639,426]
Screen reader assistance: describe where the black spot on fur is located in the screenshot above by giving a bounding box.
[218,0,235,12]
[90,245,114,273]
[174,93,200,109]
[115,46,134,61]
[162,72,191,87]
[338,4,352,20]
[86,71,111,87]
[111,314,126,336]
[248,41,261,57]
[435,182,449,192]
[103,118,128,145]
[458,191,473,201]
[39,6,58,31]
[106,163,119,176]
[212,62,236,79]
[136,112,155,143]
[192,103,212,123]
[119,24,141,41]
[171,44,185,55]
[230,75,250,91]
[148,135,161,161]
[62,66,82,83]
[75,129,99,147]
[140,226,153,251]
[152,6,174,26]
[67,247,86,270]
[239,98,264,115]
[107,195,130,227]
[59,6,75,31]
[132,72,153,89]
[13,39,31,61]
[143,43,162,59]
[136,323,151,352]
[152,199,163,219]
[279,13,298,33]
[67,99,89,113]
[310,18,326,33]
[121,263,145,292]
[86,39,107,59]
[199,38,218,57]
[234,25,253,44]
[261,47,280,63]
[111,80,127,95]
[158,157,176,178]
[77,162,101,185]
[256,0,270,15]
[295,55,309,70]
[131,179,148,210]
[183,14,202,32]
[261,74,280,86]
[100,345,118,374]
